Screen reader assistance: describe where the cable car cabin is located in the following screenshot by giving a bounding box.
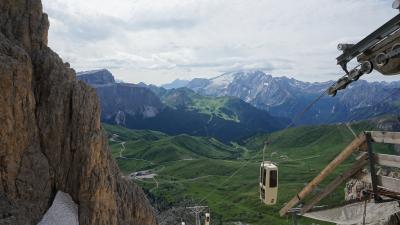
[205,213,210,225]
[259,161,278,205]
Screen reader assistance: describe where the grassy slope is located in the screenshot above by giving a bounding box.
[162,88,239,122]
[161,88,289,129]
[124,88,289,143]
[104,122,395,225]
[104,124,238,171]
[190,96,239,122]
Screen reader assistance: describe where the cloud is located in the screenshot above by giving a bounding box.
[42,0,399,85]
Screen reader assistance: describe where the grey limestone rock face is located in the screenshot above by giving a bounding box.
[77,69,116,86]
[94,83,164,120]
[77,71,165,121]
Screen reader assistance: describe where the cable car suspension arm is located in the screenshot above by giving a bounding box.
[336,13,400,74]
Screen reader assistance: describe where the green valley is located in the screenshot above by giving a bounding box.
[104,120,397,225]
[121,87,290,143]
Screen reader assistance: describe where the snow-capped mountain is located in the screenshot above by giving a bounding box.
[185,70,400,124]
[77,69,289,142]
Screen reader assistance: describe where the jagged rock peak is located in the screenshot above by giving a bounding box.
[0,0,157,225]
[77,69,116,85]
[0,0,49,52]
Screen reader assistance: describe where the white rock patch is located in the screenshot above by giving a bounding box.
[38,191,79,225]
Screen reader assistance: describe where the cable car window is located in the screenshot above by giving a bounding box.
[260,167,263,183]
[260,187,265,199]
[270,170,277,188]
[263,168,267,186]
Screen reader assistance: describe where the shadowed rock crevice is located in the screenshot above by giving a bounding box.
[0,0,157,224]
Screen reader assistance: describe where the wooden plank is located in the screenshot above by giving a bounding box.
[379,176,400,193]
[375,153,400,168]
[361,175,400,193]
[279,134,367,216]
[300,153,368,214]
[368,131,400,145]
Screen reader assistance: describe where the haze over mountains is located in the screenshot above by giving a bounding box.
[77,69,399,143]
[77,70,289,143]
[165,70,400,124]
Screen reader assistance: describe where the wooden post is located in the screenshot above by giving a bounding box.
[279,133,366,216]
[300,153,368,214]
[366,132,381,202]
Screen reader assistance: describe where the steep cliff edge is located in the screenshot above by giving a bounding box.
[0,0,157,225]
[77,69,116,85]
[76,70,165,125]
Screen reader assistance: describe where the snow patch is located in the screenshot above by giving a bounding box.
[38,191,79,225]
[209,73,236,88]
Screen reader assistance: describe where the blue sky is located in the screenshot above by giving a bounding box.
[42,0,399,85]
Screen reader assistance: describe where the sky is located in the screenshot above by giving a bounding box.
[42,0,399,85]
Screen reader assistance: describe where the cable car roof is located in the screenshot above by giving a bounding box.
[260,161,277,169]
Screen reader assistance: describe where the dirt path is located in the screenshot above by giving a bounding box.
[116,139,155,164]
[119,141,126,158]
[134,175,225,184]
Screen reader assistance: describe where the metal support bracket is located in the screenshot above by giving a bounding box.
[288,208,301,225]
[336,13,400,72]
[365,132,382,203]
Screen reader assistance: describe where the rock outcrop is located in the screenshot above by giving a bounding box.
[77,69,116,86]
[76,70,164,124]
[0,0,157,225]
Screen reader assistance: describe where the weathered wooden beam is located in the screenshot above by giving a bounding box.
[379,176,400,193]
[279,133,367,216]
[300,153,368,214]
[375,153,400,168]
[361,174,400,193]
[366,133,380,202]
[368,131,400,145]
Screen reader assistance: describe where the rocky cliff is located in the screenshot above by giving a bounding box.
[77,69,116,85]
[77,70,164,125]
[0,0,157,225]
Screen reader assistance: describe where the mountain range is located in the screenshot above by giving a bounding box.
[78,69,399,142]
[166,70,400,124]
[161,79,190,89]
[77,70,289,143]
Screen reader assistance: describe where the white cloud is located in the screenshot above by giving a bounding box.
[42,0,399,85]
